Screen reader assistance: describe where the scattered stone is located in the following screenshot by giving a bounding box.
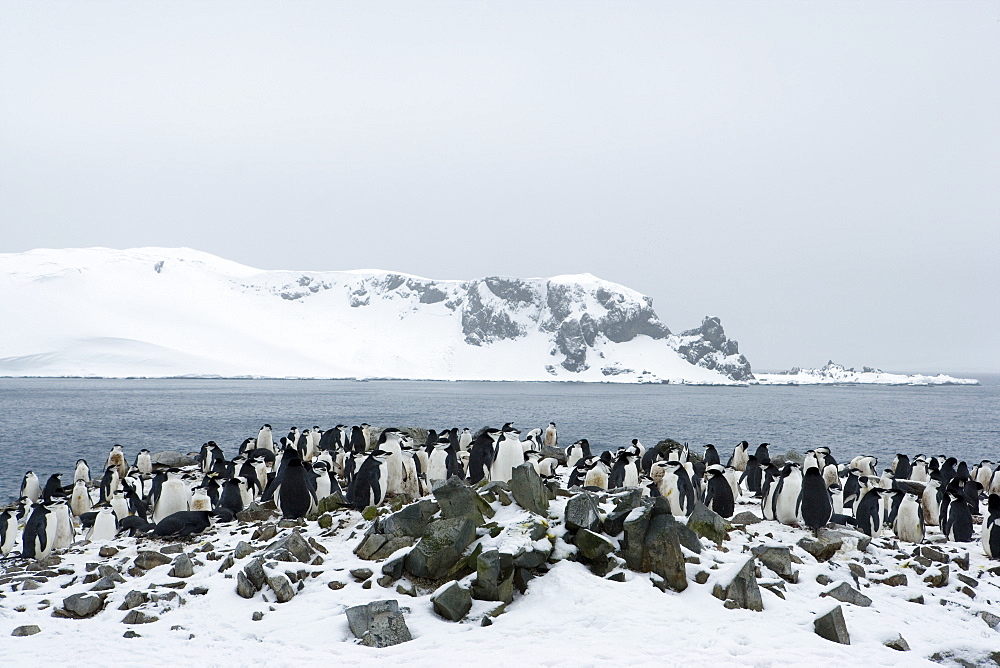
[509,463,549,516]
[122,610,158,624]
[21,580,42,591]
[405,517,478,580]
[351,568,374,582]
[252,611,264,621]
[694,571,710,585]
[118,590,148,610]
[730,511,761,525]
[908,595,924,604]
[815,574,833,586]
[169,554,195,579]
[884,634,910,651]
[134,551,171,570]
[472,549,515,604]
[254,523,279,543]
[921,546,949,564]
[90,576,119,591]
[396,583,416,597]
[345,599,413,648]
[814,605,850,645]
[574,529,615,562]
[956,572,977,588]
[122,630,141,638]
[432,581,472,622]
[62,593,104,619]
[234,541,255,559]
[265,531,316,563]
[751,545,798,583]
[236,571,256,599]
[189,586,208,596]
[377,575,394,588]
[564,492,603,533]
[872,573,907,587]
[979,611,1000,629]
[308,537,328,554]
[797,534,842,563]
[12,625,41,637]
[267,574,296,603]
[601,509,630,537]
[687,502,727,546]
[951,552,970,571]
[99,546,119,558]
[328,581,346,590]
[217,554,235,573]
[821,582,872,607]
[160,544,184,554]
[711,557,763,611]
[924,565,949,588]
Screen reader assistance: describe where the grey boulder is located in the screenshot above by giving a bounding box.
[62,593,104,619]
[711,557,763,612]
[432,581,473,622]
[814,605,850,644]
[346,600,412,648]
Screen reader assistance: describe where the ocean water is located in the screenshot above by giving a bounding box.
[1,376,997,502]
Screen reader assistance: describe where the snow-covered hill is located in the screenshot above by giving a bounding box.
[0,248,752,383]
[756,361,979,386]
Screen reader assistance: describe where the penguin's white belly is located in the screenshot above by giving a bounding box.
[154,481,190,523]
[775,480,802,525]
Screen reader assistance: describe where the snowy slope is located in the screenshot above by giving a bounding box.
[0,248,752,384]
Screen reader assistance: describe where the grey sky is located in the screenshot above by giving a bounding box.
[2,1,998,373]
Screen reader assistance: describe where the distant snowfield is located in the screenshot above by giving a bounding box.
[756,362,979,386]
[0,248,980,386]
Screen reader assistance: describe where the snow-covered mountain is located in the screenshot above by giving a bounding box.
[0,247,753,383]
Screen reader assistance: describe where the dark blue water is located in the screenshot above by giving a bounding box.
[1,376,997,502]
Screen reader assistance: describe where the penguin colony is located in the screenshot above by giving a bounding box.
[3,423,999,563]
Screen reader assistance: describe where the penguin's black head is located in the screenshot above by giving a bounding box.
[805,467,821,476]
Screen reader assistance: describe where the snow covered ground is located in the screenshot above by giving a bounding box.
[2,463,998,666]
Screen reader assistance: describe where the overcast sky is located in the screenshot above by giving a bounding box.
[2,1,998,373]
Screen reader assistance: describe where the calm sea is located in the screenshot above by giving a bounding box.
[1,376,997,502]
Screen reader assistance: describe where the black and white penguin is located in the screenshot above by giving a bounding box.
[910,456,930,483]
[1,509,18,556]
[753,443,771,467]
[543,422,558,448]
[797,467,832,534]
[274,457,318,519]
[106,444,128,480]
[892,491,924,543]
[458,428,473,452]
[703,444,721,467]
[467,429,499,484]
[760,462,781,521]
[565,439,592,469]
[567,460,590,488]
[69,479,92,517]
[400,441,427,498]
[608,450,641,489]
[376,428,406,496]
[740,455,762,497]
[42,473,66,503]
[892,453,912,480]
[98,465,120,504]
[855,485,885,537]
[74,459,90,484]
[491,425,525,483]
[772,463,804,526]
[584,452,613,490]
[349,426,367,455]
[704,464,735,518]
[256,424,274,453]
[87,505,118,541]
[427,438,461,484]
[218,478,245,516]
[19,471,41,504]
[152,470,189,523]
[153,510,212,537]
[318,426,341,453]
[944,486,974,542]
[982,494,1000,559]
[850,455,878,478]
[963,479,983,516]
[110,488,130,520]
[21,502,58,560]
[729,441,750,472]
[347,450,391,510]
[51,501,74,550]
[135,449,152,475]
[652,460,695,516]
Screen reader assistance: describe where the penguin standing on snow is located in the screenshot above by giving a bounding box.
[275,457,318,519]
[704,464,735,518]
[1,509,18,556]
[152,469,189,523]
[729,441,750,471]
[42,473,67,502]
[944,486,974,542]
[892,491,925,543]
[491,424,525,483]
[467,429,499,484]
[608,450,641,489]
[796,467,832,534]
[20,471,41,504]
[773,463,804,526]
[69,479,93,517]
[87,506,118,541]
[584,452,613,490]
[135,449,153,475]
[565,439,592,469]
[740,455,762,497]
[98,465,120,504]
[21,502,58,560]
[653,460,695,516]
[458,428,473,452]
[427,438,461,484]
[982,494,1000,559]
[348,449,391,509]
